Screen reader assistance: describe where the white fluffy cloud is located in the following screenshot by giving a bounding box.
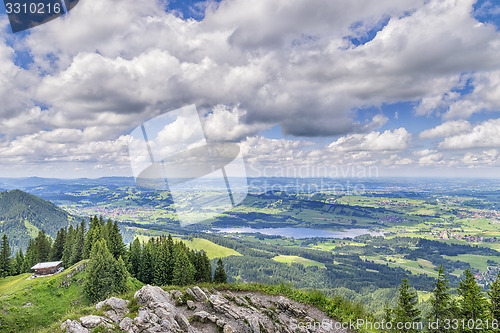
[419,120,472,139]
[1,0,500,176]
[438,118,500,149]
[328,128,411,151]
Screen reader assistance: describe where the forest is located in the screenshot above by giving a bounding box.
[0,215,227,302]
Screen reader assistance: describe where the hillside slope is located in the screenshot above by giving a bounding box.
[0,260,143,332]
[0,189,77,250]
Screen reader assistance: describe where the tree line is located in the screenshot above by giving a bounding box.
[0,216,227,302]
[385,266,500,332]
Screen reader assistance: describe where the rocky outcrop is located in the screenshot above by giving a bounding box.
[61,285,348,332]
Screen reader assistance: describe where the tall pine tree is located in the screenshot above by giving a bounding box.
[458,269,488,332]
[488,270,500,320]
[49,227,66,261]
[127,238,142,278]
[84,239,128,302]
[0,234,11,277]
[172,248,195,286]
[428,265,453,332]
[393,276,421,333]
[213,258,227,284]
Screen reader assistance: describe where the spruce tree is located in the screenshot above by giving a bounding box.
[139,241,155,284]
[23,239,37,273]
[458,269,488,331]
[34,230,51,262]
[127,238,142,278]
[50,227,66,261]
[488,270,500,320]
[12,249,24,275]
[83,216,102,259]
[172,249,195,286]
[0,234,11,277]
[393,276,421,333]
[69,221,85,265]
[84,239,118,302]
[62,225,75,267]
[154,238,170,286]
[201,252,212,283]
[428,265,453,332]
[107,220,125,259]
[213,258,227,284]
[114,256,129,294]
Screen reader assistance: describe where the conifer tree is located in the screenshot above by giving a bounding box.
[62,225,75,267]
[114,256,129,294]
[458,269,488,331]
[34,230,51,262]
[84,239,123,302]
[127,238,142,278]
[23,239,37,273]
[49,227,66,261]
[0,234,11,277]
[393,276,421,333]
[107,220,126,259]
[12,249,24,275]
[488,270,500,320]
[213,258,227,284]
[428,265,453,332]
[69,221,85,265]
[83,216,102,259]
[139,240,155,284]
[172,248,195,286]
[154,238,170,286]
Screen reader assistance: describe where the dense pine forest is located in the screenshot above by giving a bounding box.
[0,215,226,302]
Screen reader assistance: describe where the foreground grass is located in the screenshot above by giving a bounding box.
[38,281,372,333]
[0,261,143,333]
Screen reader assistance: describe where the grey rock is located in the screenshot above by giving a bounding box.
[171,290,182,300]
[185,287,196,300]
[209,294,228,308]
[61,319,89,333]
[192,286,208,302]
[175,313,194,332]
[247,316,261,333]
[135,285,172,309]
[22,302,33,308]
[186,300,196,309]
[193,310,211,322]
[96,297,130,323]
[223,324,235,333]
[119,317,137,333]
[79,315,106,328]
[216,318,226,327]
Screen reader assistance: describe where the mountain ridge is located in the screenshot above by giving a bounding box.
[0,189,76,251]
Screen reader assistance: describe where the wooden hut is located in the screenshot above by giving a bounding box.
[31,261,63,275]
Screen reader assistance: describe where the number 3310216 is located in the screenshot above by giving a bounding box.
[6,2,61,14]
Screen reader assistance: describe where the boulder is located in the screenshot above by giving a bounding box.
[186,300,197,309]
[135,285,174,311]
[191,286,208,302]
[79,315,107,328]
[96,297,130,323]
[61,319,89,333]
[119,317,136,333]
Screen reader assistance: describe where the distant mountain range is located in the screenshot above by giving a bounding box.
[0,189,77,251]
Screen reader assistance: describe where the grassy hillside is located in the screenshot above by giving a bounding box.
[0,261,143,332]
[135,234,242,259]
[0,190,77,251]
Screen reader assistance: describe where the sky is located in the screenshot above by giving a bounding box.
[0,0,500,178]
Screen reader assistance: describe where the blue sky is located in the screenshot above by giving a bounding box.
[1,0,500,178]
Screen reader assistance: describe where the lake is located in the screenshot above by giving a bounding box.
[213,227,384,239]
